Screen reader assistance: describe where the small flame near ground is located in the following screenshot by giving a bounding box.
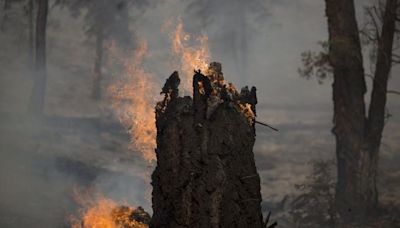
[69,188,147,228]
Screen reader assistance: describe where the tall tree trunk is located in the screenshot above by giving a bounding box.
[1,0,11,31]
[325,0,397,223]
[91,27,104,100]
[29,0,48,115]
[363,0,397,216]
[325,0,368,222]
[27,0,34,69]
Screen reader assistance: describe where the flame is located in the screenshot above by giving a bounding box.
[108,21,211,162]
[70,189,147,228]
[238,103,255,125]
[74,20,213,227]
[108,40,158,163]
[170,19,211,93]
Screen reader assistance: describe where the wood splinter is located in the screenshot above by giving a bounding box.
[255,120,279,132]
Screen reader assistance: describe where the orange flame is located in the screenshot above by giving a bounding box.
[74,20,212,227]
[70,189,147,228]
[108,21,211,162]
[170,19,211,93]
[108,40,158,163]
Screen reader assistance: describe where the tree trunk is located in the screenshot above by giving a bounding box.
[91,27,104,100]
[27,0,34,69]
[29,0,48,115]
[151,66,264,228]
[325,0,397,223]
[0,0,11,31]
[363,0,397,217]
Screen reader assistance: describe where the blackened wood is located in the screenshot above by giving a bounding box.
[151,70,264,228]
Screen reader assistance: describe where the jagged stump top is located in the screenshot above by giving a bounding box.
[151,63,263,228]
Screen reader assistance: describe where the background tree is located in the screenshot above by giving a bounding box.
[58,0,151,100]
[0,0,11,30]
[29,0,48,115]
[300,0,400,223]
[27,0,34,69]
[1,0,35,69]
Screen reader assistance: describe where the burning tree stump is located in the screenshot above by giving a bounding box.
[151,63,264,228]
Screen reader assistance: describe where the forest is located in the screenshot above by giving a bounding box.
[0,0,399,227]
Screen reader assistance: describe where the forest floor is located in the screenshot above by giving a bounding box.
[0,104,399,227]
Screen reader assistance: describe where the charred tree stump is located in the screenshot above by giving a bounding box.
[151,63,264,228]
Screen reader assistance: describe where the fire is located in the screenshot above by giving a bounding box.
[108,20,211,162]
[108,40,158,163]
[72,20,213,227]
[239,103,255,125]
[170,19,211,93]
[70,190,148,228]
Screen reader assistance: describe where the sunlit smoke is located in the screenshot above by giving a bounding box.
[108,40,159,163]
[169,19,211,94]
[108,20,211,162]
[74,20,213,226]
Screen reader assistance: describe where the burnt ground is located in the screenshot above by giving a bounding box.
[0,101,399,228]
[1,101,400,228]
[254,105,400,226]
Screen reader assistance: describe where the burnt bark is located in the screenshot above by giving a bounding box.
[29,0,48,115]
[151,66,263,228]
[325,0,397,222]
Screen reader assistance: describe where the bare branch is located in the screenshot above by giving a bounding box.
[365,6,381,41]
[372,6,382,39]
[392,53,400,64]
[373,4,384,23]
[387,90,400,95]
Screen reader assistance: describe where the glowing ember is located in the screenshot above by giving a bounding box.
[170,19,211,94]
[239,103,255,125]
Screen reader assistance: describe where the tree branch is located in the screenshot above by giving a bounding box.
[369,6,381,41]
[387,90,400,95]
[367,0,397,141]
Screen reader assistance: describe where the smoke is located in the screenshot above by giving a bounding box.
[0,0,399,227]
[0,2,154,227]
[182,0,269,84]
